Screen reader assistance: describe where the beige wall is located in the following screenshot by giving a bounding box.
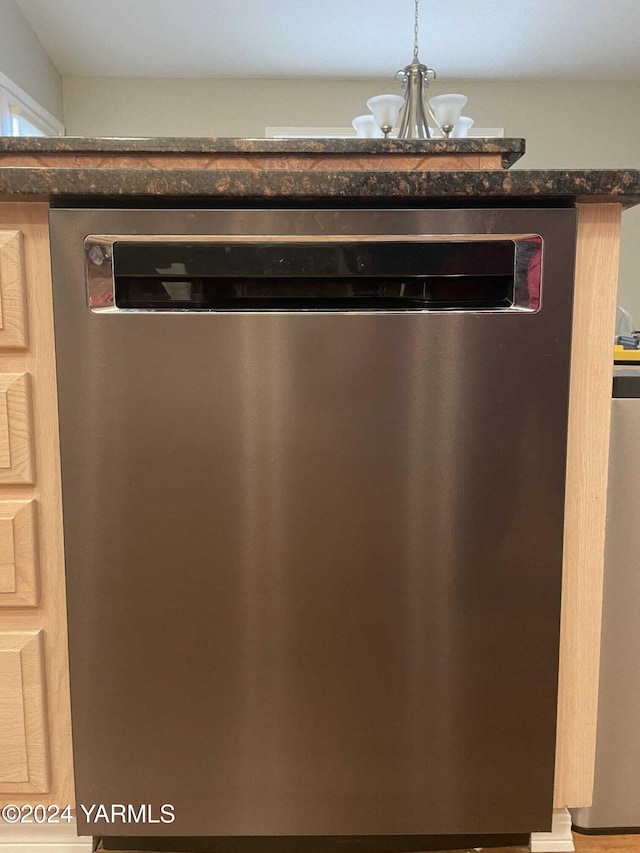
[63,75,640,318]
[0,0,63,120]
[62,77,388,138]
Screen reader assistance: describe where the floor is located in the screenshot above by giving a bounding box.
[573,835,640,851]
[439,835,640,853]
[464,834,640,853]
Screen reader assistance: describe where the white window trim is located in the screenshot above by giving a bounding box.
[0,71,64,137]
[266,126,504,139]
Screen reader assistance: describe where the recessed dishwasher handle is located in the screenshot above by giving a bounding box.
[86,237,543,312]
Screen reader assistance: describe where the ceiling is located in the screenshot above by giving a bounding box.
[16,0,640,81]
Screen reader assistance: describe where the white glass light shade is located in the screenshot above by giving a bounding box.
[429,94,468,128]
[366,94,404,132]
[452,116,474,138]
[352,115,383,138]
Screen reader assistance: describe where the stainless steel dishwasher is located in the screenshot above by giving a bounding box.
[49,207,576,847]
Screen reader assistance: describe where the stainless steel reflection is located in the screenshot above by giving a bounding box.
[84,232,543,313]
[50,207,576,840]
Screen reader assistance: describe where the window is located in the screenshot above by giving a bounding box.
[0,72,64,137]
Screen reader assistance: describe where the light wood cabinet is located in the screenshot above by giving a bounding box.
[0,230,28,349]
[554,204,622,808]
[0,206,73,809]
[0,373,35,485]
[0,500,39,607]
[0,631,49,793]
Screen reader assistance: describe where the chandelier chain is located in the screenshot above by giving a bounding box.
[413,0,420,61]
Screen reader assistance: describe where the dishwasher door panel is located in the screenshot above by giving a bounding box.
[49,208,576,838]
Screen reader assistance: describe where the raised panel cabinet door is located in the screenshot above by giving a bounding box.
[0,373,34,485]
[0,500,38,607]
[0,631,50,793]
[0,231,28,349]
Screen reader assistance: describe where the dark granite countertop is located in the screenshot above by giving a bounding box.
[0,135,526,166]
[0,167,638,207]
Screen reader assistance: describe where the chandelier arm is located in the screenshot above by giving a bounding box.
[423,86,442,133]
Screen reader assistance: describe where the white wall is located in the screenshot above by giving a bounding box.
[62,77,390,138]
[0,0,63,120]
[62,75,640,318]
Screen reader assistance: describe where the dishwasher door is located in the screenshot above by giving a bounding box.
[50,207,576,840]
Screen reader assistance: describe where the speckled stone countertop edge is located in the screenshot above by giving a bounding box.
[0,136,526,157]
[0,167,638,207]
[0,136,524,168]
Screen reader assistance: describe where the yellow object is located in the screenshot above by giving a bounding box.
[614,345,640,362]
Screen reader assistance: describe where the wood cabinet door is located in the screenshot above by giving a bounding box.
[0,631,50,793]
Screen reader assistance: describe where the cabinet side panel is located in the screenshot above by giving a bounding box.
[554,203,622,808]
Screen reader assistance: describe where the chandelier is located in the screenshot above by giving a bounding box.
[352,0,471,140]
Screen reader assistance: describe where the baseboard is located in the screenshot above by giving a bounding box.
[0,818,93,852]
[530,808,575,852]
